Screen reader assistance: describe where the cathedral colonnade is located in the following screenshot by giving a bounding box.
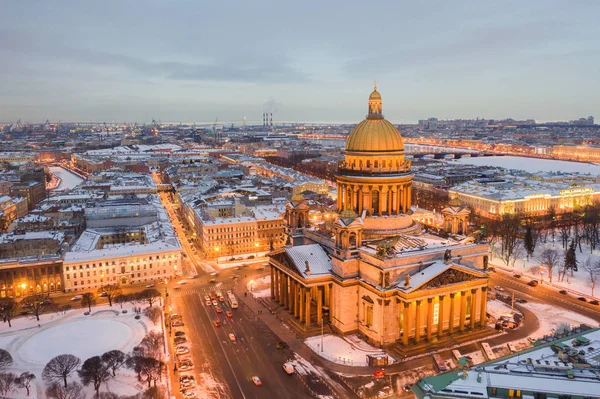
[399,286,487,345]
[337,181,412,216]
[270,265,331,328]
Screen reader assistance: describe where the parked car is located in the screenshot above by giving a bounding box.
[174,336,187,345]
[276,341,288,349]
[179,375,196,389]
[513,274,522,278]
[174,331,186,337]
[578,297,588,302]
[172,320,184,327]
[282,363,295,375]
[515,298,528,304]
[495,286,504,292]
[528,280,539,287]
[181,390,197,399]
[189,274,199,279]
[175,346,189,355]
[559,290,568,295]
[590,300,599,305]
[179,360,194,371]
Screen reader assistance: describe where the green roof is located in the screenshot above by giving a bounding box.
[419,372,462,392]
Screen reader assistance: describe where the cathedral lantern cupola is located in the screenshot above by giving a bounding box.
[368,81,383,118]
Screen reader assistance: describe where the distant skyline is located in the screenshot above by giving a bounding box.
[1,0,599,124]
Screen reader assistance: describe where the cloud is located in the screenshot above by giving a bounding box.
[0,29,307,84]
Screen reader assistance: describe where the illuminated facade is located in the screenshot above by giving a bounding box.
[270,86,490,347]
[450,179,599,219]
[553,145,600,162]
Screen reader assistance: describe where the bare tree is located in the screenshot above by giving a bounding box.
[138,357,163,388]
[79,356,111,396]
[101,350,127,377]
[0,299,18,328]
[139,289,161,308]
[45,382,85,399]
[142,386,167,399]
[0,349,13,371]
[43,354,81,388]
[21,292,51,321]
[98,284,122,307]
[127,292,141,308]
[81,293,96,313]
[499,213,521,266]
[114,294,128,309]
[509,240,525,267]
[15,371,35,396]
[144,307,161,325]
[538,248,561,283]
[139,331,164,361]
[0,372,17,395]
[582,259,600,297]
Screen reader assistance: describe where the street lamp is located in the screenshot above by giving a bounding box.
[320,316,324,353]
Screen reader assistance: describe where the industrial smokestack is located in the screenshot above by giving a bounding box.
[270,113,273,127]
[263,113,265,126]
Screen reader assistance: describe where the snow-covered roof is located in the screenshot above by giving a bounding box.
[284,244,332,279]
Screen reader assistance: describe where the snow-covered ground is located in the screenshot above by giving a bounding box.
[48,166,84,191]
[491,240,600,297]
[0,304,167,399]
[520,301,598,340]
[247,275,271,298]
[305,334,394,367]
[486,299,516,320]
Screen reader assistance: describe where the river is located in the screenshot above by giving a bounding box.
[451,156,600,176]
[49,166,84,191]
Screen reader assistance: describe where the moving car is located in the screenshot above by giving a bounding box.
[590,300,599,305]
[189,274,199,279]
[177,280,188,285]
[282,363,295,375]
[513,274,521,278]
[213,320,221,327]
[211,300,218,306]
[215,307,223,313]
[219,296,225,302]
[578,297,588,302]
[205,300,212,306]
[99,292,108,297]
[251,376,262,386]
[228,333,236,342]
[495,286,504,292]
[208,279,216,283]
[528,280,539,287]
[71,295,82,301]
[276,341,288,349]
[204,295,211,301]
[226,311,233,318]
[145,284,155,288]
[559,290,568,295]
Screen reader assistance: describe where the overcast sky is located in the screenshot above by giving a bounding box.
[1,0,599,124]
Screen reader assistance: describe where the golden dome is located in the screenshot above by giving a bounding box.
[369,89,381,101]
[346,118,404,152]
[448,197,464,208]
[346,85,404,152]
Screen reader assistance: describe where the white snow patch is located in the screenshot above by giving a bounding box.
[305,334,394,367]
[521,301,598,340]
[49,166,84,191]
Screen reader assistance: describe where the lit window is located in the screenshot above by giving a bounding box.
[433,302,439,325]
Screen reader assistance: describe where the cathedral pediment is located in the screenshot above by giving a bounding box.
[398,261,487,293]
[421,268,480,289]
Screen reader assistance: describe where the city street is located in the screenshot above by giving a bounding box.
[169,277,316,399]
[490,271,600,324]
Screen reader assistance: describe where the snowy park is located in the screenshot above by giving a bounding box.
[0,304,168,399]
[247,275,271,298]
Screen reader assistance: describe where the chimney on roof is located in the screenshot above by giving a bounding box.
[305,260,311,275]
[404,274,410,288]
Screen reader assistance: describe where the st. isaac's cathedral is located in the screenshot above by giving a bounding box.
[269,86,490,347]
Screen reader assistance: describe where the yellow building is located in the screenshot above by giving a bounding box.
[270,86,490,348]
[553,145,600,162]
